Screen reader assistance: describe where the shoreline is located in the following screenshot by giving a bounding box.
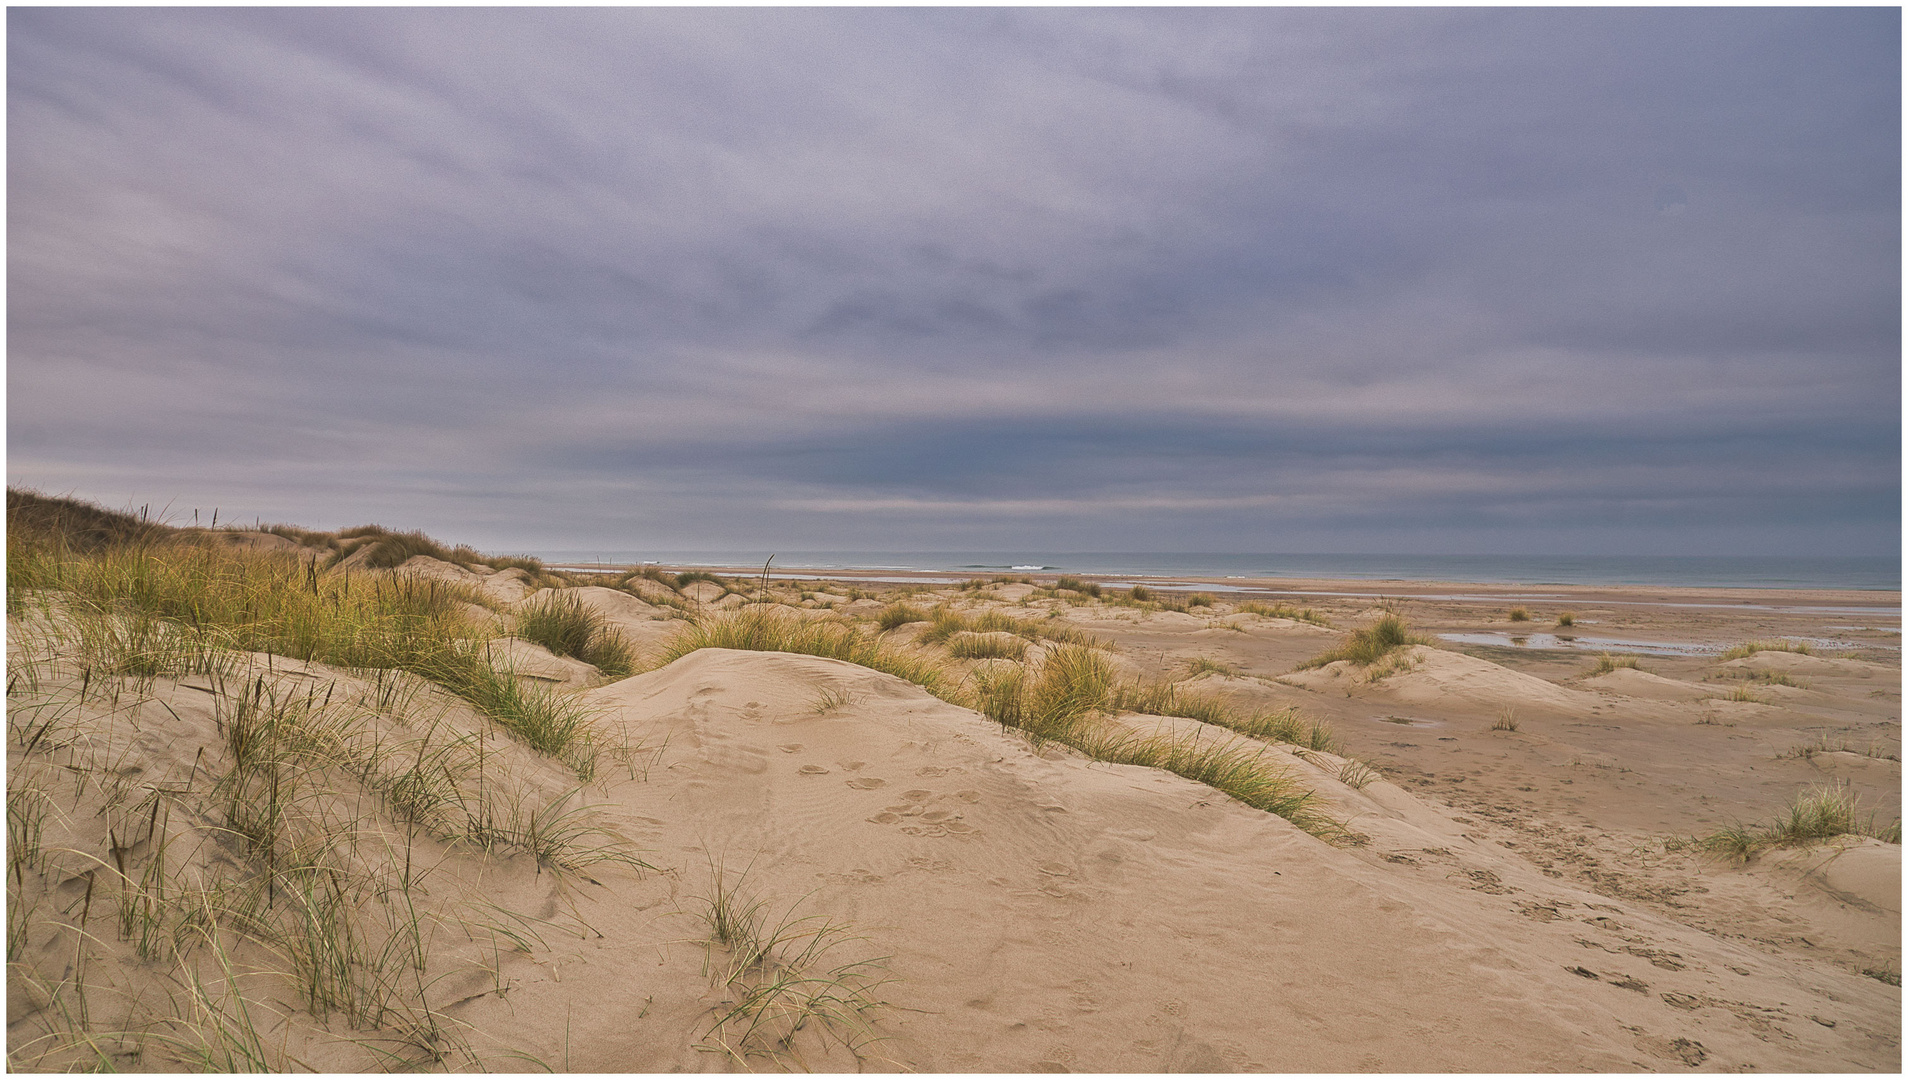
[553,561,1903,616]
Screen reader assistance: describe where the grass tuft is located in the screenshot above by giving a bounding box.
[946,632,1029,661]
[1590,653,1641,675]
[1555,611,1576,627]
[1299,614,1430,670]
[874,603,928,631]
[662,608,950,699]
[513,591,635,678]
[1234,601,1331,627]
[1053,576,1102,598]
[1719,639,1814,661]
[1696,782,1900,861]
[1507,607,1530,622]
[969,647,1344,838]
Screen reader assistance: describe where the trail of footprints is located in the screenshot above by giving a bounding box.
[779,743,983,838]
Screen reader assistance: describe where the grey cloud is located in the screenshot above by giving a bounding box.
[8,8,1898,556]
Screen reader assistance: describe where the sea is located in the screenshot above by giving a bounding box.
[530,551,1900,592]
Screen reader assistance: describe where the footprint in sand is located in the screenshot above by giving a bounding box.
[846,777,887,789]
[778,744,803,754]
[799,764,831,775]
[838,760,867,772]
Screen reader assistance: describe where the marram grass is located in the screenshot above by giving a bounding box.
[1696,782,1901,861]
[9,530,603,776]
[970,646,1346,839]
[661,607,951,698]
[1298,613,1431,670]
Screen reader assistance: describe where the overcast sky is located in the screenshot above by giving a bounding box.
[8,8,1900,556]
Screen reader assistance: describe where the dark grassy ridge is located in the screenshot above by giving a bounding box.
[8,491,598,775]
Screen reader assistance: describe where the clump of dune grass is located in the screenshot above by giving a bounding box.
[974,645,1341,763]
[1783,729,1899,762]
[1697,782,1901,861]
[1053,575,1102,598]
[1555,611,1576,627]
[969,647,1342,837]
[1719,684,1769,704]
[1719,639,1814,661]
[1184,657,1237,678]
[1725,668,1806,688]
[1185,593,1215,608]
[1590,653,1642,675]
[1298,613,1431,670]
[1507,606,1530,622]
[1126,584,1155,602]
[1089,728,1343,837]
[1336,759,1380,790]
[693,867,889,1068]
[661,608,950,699]
[513,591,635,678]
[874,603,929,631]
[1491,706,1519,732]
[914,604,1101,649]
[1234,601,1331,627]
[946,632,1029,661]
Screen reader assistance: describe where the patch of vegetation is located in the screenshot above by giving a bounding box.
[1126,585,1155,602]
[1053,576,1102,598]
[1783,729,1899,762]
[1555,611,1576,627]
[914,604,1101,649]
[4,638,641,1070]
[693,867,889,1068]
[9,496,601,775]
[1491,706,1519,732]
[1298,614,1431,670]
[1184,657,1237,678]
[1336,760,1380,790]
[513,591,635,678]
[1590,653,1642,675]
[660,608,951,699]
[970,647,1342,837]
[874,603,929,631]
[1506,607,1530,622]
[1234,601,1331,627]
[946,632,1029,661]
[7,488,174,553]
[1696,782,1901,862]
[1718,639,1814,661]
[1185,593,1215,608]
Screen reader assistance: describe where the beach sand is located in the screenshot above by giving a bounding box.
[7,553,1898,1071]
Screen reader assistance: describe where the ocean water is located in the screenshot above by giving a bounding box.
[533,550,1900,592]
